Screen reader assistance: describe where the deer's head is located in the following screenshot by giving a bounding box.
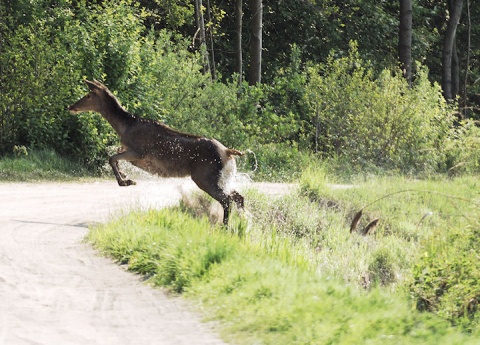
[68,80,109,114]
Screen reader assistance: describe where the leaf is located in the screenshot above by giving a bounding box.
[350,209,363,233]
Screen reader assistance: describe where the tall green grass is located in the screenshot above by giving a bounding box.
[87,172,480,343]
[0,149,91,181]
[299,169,480,329]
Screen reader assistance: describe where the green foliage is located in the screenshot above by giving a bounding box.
[368,248,396,287]
[240,143,312,182]
[0,0,306,177]
[411,201,480,331]
[301,168,480,329]
[0,148,90,181]
[304,43,455,174]
[445,119,480,174]
[1,1,478,179]
[0,0,134,169]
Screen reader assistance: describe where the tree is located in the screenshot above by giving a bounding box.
[194,0,211,76]
[442,0,464,100]
[249,0,262,85]
[235,0,243,85]
[205,0,216,79]
[462,0,471,113]
[399,0,412,86]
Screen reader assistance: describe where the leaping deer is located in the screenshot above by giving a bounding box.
[68,80,244,224]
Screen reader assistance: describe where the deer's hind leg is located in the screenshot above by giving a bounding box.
[191,174,232,225]
[193,186,245,225]
[230,191,244,210]
[204,187,232,225]
[220,191,245,224]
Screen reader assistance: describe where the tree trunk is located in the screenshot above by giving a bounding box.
[194,0,211,76]
[205,0,216,79]
[235,0,243,86]
[399,0,412,87]
[452,40,460,97]
[249,0,262,85]
[463,0,471,115]
[442,0,463,100]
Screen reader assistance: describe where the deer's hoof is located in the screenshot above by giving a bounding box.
[118,179,136,186]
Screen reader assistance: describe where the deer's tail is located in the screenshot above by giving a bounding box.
[225,148,257,172]
[226,148,244,157]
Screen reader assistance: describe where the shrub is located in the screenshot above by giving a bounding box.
[0,1,133,169]
[2,2,476,178]
[304,42,455,174]
[445,119,480,175]
[243,143,312,181]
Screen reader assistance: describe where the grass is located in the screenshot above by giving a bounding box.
[87,170,480,344]
[303,171,480,332]
[0,149,93,181]
[299,168,480,284]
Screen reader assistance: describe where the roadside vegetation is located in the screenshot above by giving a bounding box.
[0,148,91,182]
[87,170,480,344]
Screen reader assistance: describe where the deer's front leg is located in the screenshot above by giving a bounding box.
[108,150,141,186]
[115,146,128,179]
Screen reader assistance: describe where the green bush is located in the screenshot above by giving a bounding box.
[304,42,455,174]
[445,119,480,174]
[243,143,312,181]
[368,248,396,287]
[0,1,241,171]
[0,1,131,169]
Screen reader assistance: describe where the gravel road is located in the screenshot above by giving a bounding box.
[0,178,258,345]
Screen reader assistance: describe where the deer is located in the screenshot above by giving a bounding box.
[68,80,244,225]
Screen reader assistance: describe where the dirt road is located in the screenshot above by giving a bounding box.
[0,178,233,345]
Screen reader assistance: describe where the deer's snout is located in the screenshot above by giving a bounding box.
[68,104,79,113]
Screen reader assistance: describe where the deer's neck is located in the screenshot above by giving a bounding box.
[100,98,136,137]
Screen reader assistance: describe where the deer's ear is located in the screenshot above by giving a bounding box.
[85,80,100,91]
[92,79,105,87]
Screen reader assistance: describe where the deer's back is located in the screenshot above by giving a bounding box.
[121,120,225,178]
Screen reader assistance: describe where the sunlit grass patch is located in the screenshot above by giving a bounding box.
[0,149,90,181]
[87,209,236,293]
